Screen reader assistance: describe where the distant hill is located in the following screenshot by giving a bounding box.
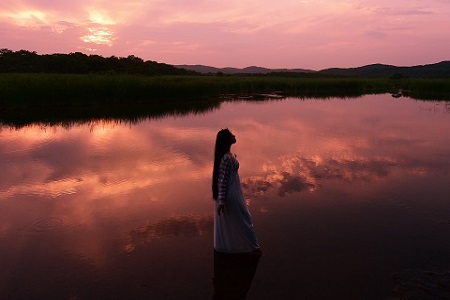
[175,62,450,78]
[174,64,314,74]
[1,49,448,77]
[318,61,450,78]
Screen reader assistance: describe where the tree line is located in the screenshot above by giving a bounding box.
[0,49,194,75]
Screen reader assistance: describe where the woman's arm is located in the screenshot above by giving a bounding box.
[217,155,231,209]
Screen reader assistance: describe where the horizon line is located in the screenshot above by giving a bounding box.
[1,48,448,72]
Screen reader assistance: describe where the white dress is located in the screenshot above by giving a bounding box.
[214,154,260,253]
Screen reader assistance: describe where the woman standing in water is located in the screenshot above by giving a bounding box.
[212,129,261,254]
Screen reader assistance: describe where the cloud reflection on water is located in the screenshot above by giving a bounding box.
[242,154,398,197]
[1,95,450,299]
[125,214,213,252]
[1,96,450,208]
[1,96,449,203]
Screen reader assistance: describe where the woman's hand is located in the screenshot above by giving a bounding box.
[217,204,224,216]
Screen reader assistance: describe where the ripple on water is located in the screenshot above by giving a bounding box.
[391,269,450,299]
[31,217,64,232]
[386,193,450,226]
[124,214,214,253]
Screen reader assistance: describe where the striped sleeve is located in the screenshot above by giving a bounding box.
[217,154,232,205]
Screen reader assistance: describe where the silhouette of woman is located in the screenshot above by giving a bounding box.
[212,129,261,254]
[213,251,261,300]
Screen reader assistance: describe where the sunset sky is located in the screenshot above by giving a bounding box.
[1,0,449,70]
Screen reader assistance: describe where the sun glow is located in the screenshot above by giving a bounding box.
[87,9,116,25]
[79,9,117,46]
[1,9,49,27]
[80,27,114,46]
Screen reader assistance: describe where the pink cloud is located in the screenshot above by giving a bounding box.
[1,0,449,69]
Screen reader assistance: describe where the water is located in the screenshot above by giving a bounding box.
[1,95,450,299]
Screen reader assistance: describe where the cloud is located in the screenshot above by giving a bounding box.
[1,0,450,76]
[127,213,213,251]
[80,26,115,46]
[242,154,397,198]
[0,120,216,201]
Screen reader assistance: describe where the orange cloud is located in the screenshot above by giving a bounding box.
[2,0,450,68]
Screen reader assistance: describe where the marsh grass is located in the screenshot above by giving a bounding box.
[0,74,392,104]
[1,74,449,127]
[393,78,450,100]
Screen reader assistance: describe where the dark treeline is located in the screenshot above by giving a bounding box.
[0,49,194,75]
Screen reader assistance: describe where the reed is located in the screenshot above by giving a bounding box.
[0,74,394,104]
[393,78,450,100]
[1,74,449,127]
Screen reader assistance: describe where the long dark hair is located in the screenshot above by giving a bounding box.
[212,129,233,200]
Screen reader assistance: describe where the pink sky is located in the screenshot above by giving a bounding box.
[1,0,449,70]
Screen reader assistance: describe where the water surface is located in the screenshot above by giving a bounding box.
[1,95,450,299]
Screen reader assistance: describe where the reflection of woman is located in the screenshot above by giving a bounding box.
[212,129,261,254]
[213,251,260,300]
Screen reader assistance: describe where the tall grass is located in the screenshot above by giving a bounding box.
[2,74,449,105]
[1,74,449,127]
[0,74,394,105]
[393,78,450,100]
[0,74,226,127]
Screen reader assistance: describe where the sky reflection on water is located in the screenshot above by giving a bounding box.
[1,95,450,299]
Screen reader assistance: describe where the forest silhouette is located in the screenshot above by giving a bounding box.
[0,49,193,75]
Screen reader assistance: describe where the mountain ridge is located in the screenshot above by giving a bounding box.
[1,49,448,77]
[175,61,450,77]
[174,64,314,74]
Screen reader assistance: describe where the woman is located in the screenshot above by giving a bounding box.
[212,129,261,254]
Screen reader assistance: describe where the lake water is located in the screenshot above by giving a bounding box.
[1,94,450,299]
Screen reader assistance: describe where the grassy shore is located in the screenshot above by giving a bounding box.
[1,74,449,127]
[2,73,450,103]
[0,74,390,103]
[392,78,450,100]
